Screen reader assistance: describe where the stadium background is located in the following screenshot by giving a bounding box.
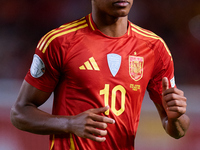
[0,0,200,149]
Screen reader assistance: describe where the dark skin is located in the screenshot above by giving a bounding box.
[10,0,190,143]
[155,77,190,139]
[11,80,115,142]
[91,0,133,37]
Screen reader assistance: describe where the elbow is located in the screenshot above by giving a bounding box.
[10,105,19,128]
[10,105,25,131]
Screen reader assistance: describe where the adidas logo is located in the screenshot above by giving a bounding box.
[79,57,100,71]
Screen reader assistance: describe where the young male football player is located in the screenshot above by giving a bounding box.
[11,0,190,149]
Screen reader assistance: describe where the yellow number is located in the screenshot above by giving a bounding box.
[100,84,126,116]
[111,85,126,116]
[100,84,109,115]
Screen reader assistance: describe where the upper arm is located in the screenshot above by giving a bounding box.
[14,80,52,108]
[10,80,52,129]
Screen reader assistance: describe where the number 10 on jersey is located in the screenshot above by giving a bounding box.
[100,84,126,116]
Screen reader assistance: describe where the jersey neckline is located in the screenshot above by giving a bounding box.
[86,13,132,39]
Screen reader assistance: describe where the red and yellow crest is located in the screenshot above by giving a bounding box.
[129,56,144,81]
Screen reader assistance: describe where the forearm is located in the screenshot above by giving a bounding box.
[11,104,115,142]
[10,104,70,135]
[163,114,190,139]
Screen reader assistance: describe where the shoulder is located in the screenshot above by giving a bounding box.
[37,16,89,53]
[129,22,172,58]
[129,22,160,41]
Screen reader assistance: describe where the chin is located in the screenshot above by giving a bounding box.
[112,8,131,17]
[113,11,129,17]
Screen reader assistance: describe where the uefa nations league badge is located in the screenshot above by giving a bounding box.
[30,54,45,78]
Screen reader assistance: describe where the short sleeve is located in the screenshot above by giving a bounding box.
[25,37,62,93]
[147,39,176,105]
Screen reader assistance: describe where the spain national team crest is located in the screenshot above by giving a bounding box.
[129,56,144,81]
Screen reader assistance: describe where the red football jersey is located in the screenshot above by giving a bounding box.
[25,13,175,150]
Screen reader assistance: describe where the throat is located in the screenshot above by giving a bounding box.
[95,17,129,37]
[100,24,128,37]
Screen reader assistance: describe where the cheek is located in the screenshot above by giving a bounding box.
[93,1,111,12]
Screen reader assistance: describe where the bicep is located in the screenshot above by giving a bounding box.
[11,80,54,133]
[15,80,52,108]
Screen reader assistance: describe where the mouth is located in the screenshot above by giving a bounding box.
[113,1,130,7]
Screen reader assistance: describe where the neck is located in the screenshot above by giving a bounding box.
[92,13,128,37]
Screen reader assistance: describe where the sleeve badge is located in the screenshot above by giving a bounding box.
[30,54,45,78]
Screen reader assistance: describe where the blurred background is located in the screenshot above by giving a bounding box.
[0,0,199,149]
